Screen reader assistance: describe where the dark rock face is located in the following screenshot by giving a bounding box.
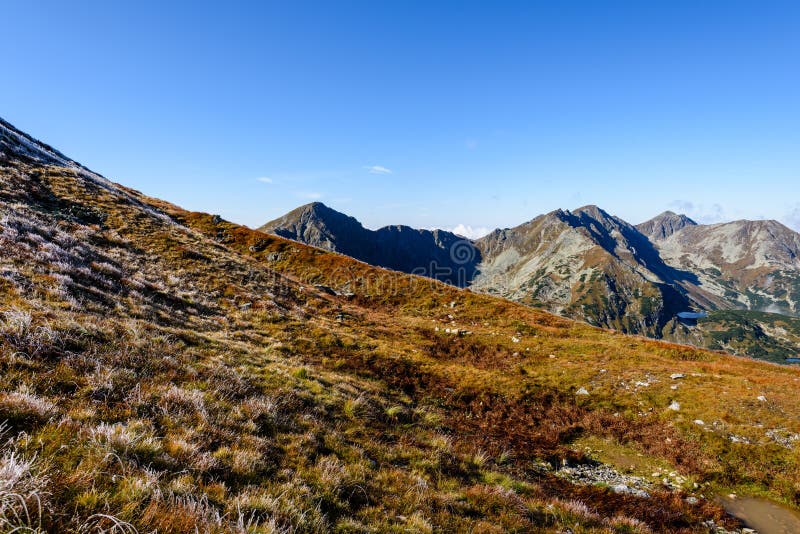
[259,203,480,286]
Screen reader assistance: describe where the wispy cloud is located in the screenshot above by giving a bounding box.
[256,177,273,184]
[364,165,392,175]
[784,204,800,231]
[296,191,323,200]
[668,200,726,224]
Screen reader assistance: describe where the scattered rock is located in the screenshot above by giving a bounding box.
[314,284,337,296]
[511,336,521,343]
[668,400,681,411]
[575,387,589,396]
[670,373,685,380]
[557,462,651,498]
[757,395,767,402]
[611,484,650,498]
[766,428,800,448]
[694,420,705,426]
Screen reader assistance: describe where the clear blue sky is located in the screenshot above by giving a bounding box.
[3,1,799,236]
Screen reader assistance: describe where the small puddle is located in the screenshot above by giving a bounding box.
[719,496,800,534]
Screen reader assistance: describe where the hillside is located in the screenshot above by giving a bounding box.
[470,205,713,336]
[263,203,800,362]
[645,218,800,314]
[3,117,800,532]
[664,310,800,364]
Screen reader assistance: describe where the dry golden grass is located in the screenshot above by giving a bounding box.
[1,156,799,532]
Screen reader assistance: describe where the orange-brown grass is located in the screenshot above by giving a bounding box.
[1,158,798,532]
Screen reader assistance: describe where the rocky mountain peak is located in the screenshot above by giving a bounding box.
[636,211,698,240]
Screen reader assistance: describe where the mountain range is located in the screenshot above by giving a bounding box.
[4,115,800,531]
[262,201,800,362]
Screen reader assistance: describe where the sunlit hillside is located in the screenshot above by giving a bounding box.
[2,118,800,532]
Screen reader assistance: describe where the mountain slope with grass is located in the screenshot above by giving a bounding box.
[470,205,719,337]
[3,117,800,532]
[263,203,800,362]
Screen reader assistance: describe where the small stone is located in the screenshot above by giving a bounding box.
[511,336,521,343]
[575,387,590,396]
[694,420,705,426]
[670,373,685,380]
[757,395,767,402]
[685,496,699,505]
[668,400,681,411]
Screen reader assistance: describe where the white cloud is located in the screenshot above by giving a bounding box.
[365,165,392,175]
[443,224,491,240]
[256,177,273,184]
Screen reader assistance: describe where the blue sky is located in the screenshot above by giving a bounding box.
[3,1,800,237]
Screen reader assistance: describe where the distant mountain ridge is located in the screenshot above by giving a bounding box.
[259,202,480,286]
[261,202,800,360]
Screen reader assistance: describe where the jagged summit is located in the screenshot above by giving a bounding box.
[259,201,366,253]
[571,204,612,219]
[637,211,698,240]
[259,202,480,286]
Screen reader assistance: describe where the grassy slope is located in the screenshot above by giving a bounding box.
[1,162,799,532]
[665,310,800,364]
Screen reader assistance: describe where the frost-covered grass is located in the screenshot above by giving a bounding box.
[0,153,798,531]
